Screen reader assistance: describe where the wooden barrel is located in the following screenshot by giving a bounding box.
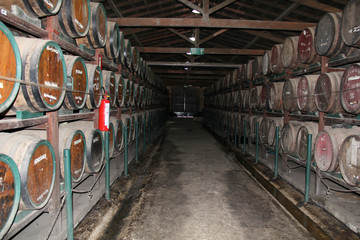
[246,60,254,81]
[121,115,131,142]
[341,0,360,47]
[0,132,55,210]
[239,64,247,83]
[0,21,21,115]
[63,55,88,110]
[85,64,102,109]
[128,80,134,107]
[58,0,90,38]
[250,116,262,144]
[111,118,123,151]
[102,21,121,60]
[282,36,304,69]
[76,2,107,48]
[252,56,263,79]
[298,27,320,65]
[316,12,352,58]
[132,47,139,72]
[259,117,269,144]
[243,115,252,141]
[134,83,140,108]
[69,121,104,173]
[124,78,130,108]
[232,68,238,86]
[297,74,319,112]
[339,133,360,186]
[262,50,272,76]
[268,82,284,111]
[58,126,86,182]
[118,31,125,64]
[249,86,261,109]
[243,89,250,110]
[123,39,132,69]
[271,44,285,74]
[259,85,267,109]
[107,121,115,157]
[267,117,283,147]
[138,86,144,108]
[314,72,343,113]
[282,78,299,112]
[340,64,360,114]
[281,121,303,155]
[314,128,355,172]
[0,154,20,239]
[102,70,117,107]
[11,37,66,113]
[116,74,125,107]
[0,0,62,17]
[296,122,318,161]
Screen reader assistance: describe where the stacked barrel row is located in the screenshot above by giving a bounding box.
[204,109,360,188]
[0,108,167,238]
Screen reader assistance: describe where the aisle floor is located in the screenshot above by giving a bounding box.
[120,119,314,240]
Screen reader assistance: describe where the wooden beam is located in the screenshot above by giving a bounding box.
[137,47,265,55]
[199,29,228,45]
[152,69,229,75]
[241,30,284,43]
[147,61,241,68]
[110,18,316,30]
[159,75,220,79]
[289,0,342,13]
[208,0,237,15]
[176,0,203,14]
[168,28,193,44]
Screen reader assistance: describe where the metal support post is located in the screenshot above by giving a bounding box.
[124,127,128,177]
[243,120,247,153]
[274,126,279,179]
[255,121,259,164]
[305,134,313,203]
[64,149,74,240]
[135,120,139,162]
[105,131,110,200]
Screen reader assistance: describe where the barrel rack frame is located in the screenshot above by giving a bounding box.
[0,7,167,240]
[204,52,360,232]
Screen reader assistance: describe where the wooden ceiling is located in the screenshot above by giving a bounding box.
[98,0,348,87]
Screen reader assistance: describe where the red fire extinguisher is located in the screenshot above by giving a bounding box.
[99,87,110,131]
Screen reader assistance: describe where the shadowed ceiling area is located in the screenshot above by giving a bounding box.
[98,0,348,87]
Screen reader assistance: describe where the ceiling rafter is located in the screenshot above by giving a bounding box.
[137,47,265,55]
[289,0,342,12]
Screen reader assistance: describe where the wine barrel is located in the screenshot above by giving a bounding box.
[138,86,144,108]
[110,118,123,151]
[259,117,269,144]
[58,0,90,38]
[58,126,86,182]
[76,2,107,48]
[267,117,283,147]
[85,64,102,109]
[314,128,355,172]
[246,60,254,81]
[249,86,262,109]
[121,114,132,142]
[262,50,272,76]
[63,55,88,110]
[316,13,352,58]
[132,47,139,72]
[102,21,121,60]
[69,121,104,173]
[282,36,304,69]
[128,80,134,107]
[0,154,20,239]
[123,39,132,69]
[298,27,320,65]
[339,134,360,186]
[315,72,343,113]
[296,122,318,161]
[340,64,360,114]
[232,68,239,86]
[281,121,303,155]
[11,38,66,113]
[116,74,125,107]
[118,31,125,64]
[268,82,284,111]
[124,78,130,108]
[107,121,115,157]
[297,74,319,112]
[239,64,247,84]
[0,0,62,17]
[252,56,263,79]
[250,116,262,143]
[0,132,55,210]
[282,78,300,112]
[259,85,267,109]
[102,70,117,107]
[271,44,285,74]
[341,0,360,47]
[134,83,140,108]
[0,21,21,115]
[243,115,252,141]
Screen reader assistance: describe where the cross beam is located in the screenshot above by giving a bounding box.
[137,47,265,55]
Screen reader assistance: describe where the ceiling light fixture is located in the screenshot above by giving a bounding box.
[189,36,196,42]
[192,9,200,14]
[186,52,191,55]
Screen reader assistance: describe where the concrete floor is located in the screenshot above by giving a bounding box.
[115,119,313,240]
